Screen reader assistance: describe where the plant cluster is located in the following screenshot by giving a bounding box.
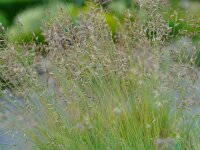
[0,1,200,149]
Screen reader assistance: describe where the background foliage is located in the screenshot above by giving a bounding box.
[0,0,200,42]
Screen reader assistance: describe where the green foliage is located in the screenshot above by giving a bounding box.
[0,0,39,3]
[6,2,81,42]
[0,11,9,26]
[7,6,45,42]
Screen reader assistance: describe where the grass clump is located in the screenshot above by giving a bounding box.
[1,1,200,150]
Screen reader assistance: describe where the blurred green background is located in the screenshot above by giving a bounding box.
[0,0,199,43]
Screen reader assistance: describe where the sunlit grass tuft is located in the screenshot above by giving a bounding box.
[1,1,200,150]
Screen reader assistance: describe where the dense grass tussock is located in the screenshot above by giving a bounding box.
[0,1,200,150]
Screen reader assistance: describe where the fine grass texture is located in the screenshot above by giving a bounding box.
[1,1,200,150]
